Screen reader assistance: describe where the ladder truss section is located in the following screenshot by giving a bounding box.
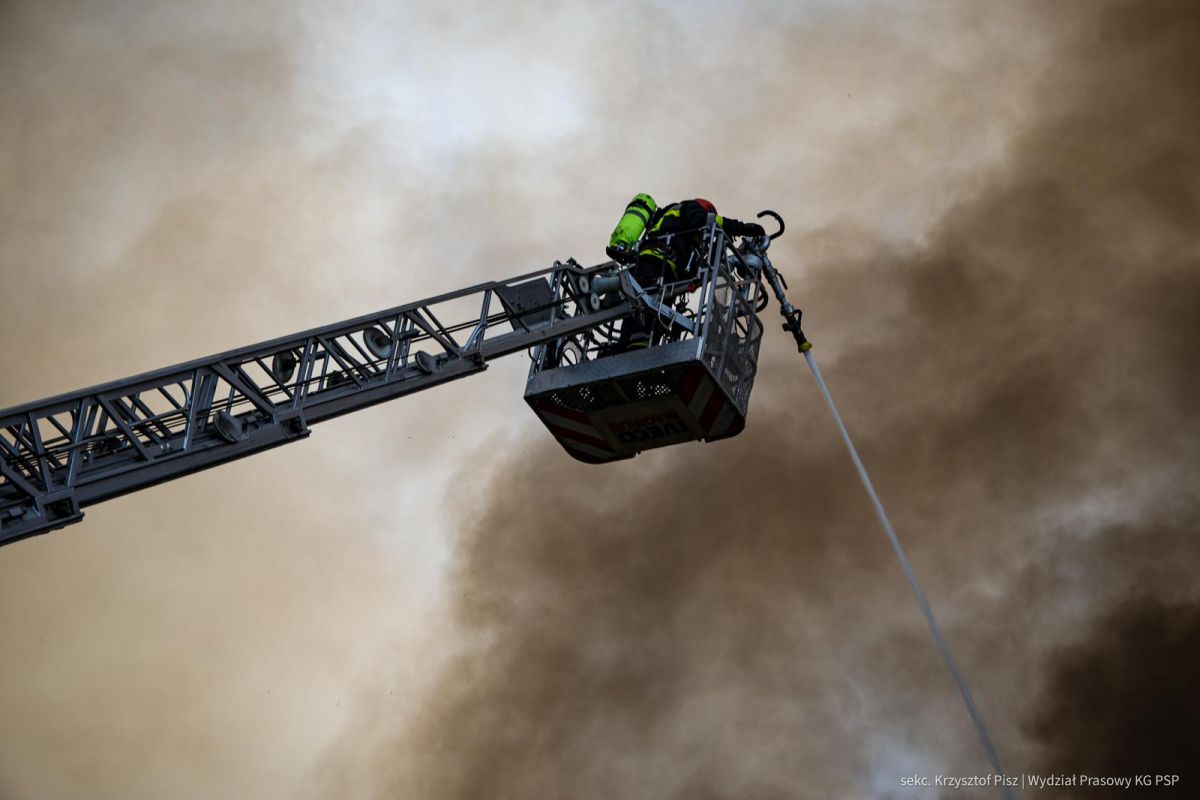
[0,260,628,546]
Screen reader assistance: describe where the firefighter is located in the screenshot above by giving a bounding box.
[617,198,766,350]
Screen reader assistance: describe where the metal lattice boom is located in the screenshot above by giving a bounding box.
[0,260,630,546]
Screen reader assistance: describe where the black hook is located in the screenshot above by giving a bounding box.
[757,210,785,240]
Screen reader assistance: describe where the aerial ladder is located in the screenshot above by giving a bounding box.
[0,212,802,547]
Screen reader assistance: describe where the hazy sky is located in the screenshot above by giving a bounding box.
[2,1,1197,798]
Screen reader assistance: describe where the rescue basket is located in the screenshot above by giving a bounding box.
[526,230,763,463]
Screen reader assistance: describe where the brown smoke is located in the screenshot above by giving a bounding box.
[1027,593,1200,799]
[2,0,1197,798]
[343,1,1200,797]
[0,3,481,798]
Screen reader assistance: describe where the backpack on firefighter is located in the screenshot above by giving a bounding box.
[606,193,657,264]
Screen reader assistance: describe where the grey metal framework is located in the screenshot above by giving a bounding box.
[0,260,631,546]
[1,215,784,547]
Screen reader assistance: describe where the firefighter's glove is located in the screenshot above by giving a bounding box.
[742,223,767,238]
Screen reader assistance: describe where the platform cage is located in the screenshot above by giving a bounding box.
[526,219,765,463]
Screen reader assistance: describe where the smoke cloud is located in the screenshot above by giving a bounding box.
[1,1,1196,798]
[336,1,1200,798]
[1028,594,1200,798]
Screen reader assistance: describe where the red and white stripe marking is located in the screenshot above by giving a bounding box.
[530,400,618,462]
[677,364,741,439]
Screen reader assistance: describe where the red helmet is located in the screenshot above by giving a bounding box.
[694,198,717,214]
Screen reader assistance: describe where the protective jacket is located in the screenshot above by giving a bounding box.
[639,200,763,277]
